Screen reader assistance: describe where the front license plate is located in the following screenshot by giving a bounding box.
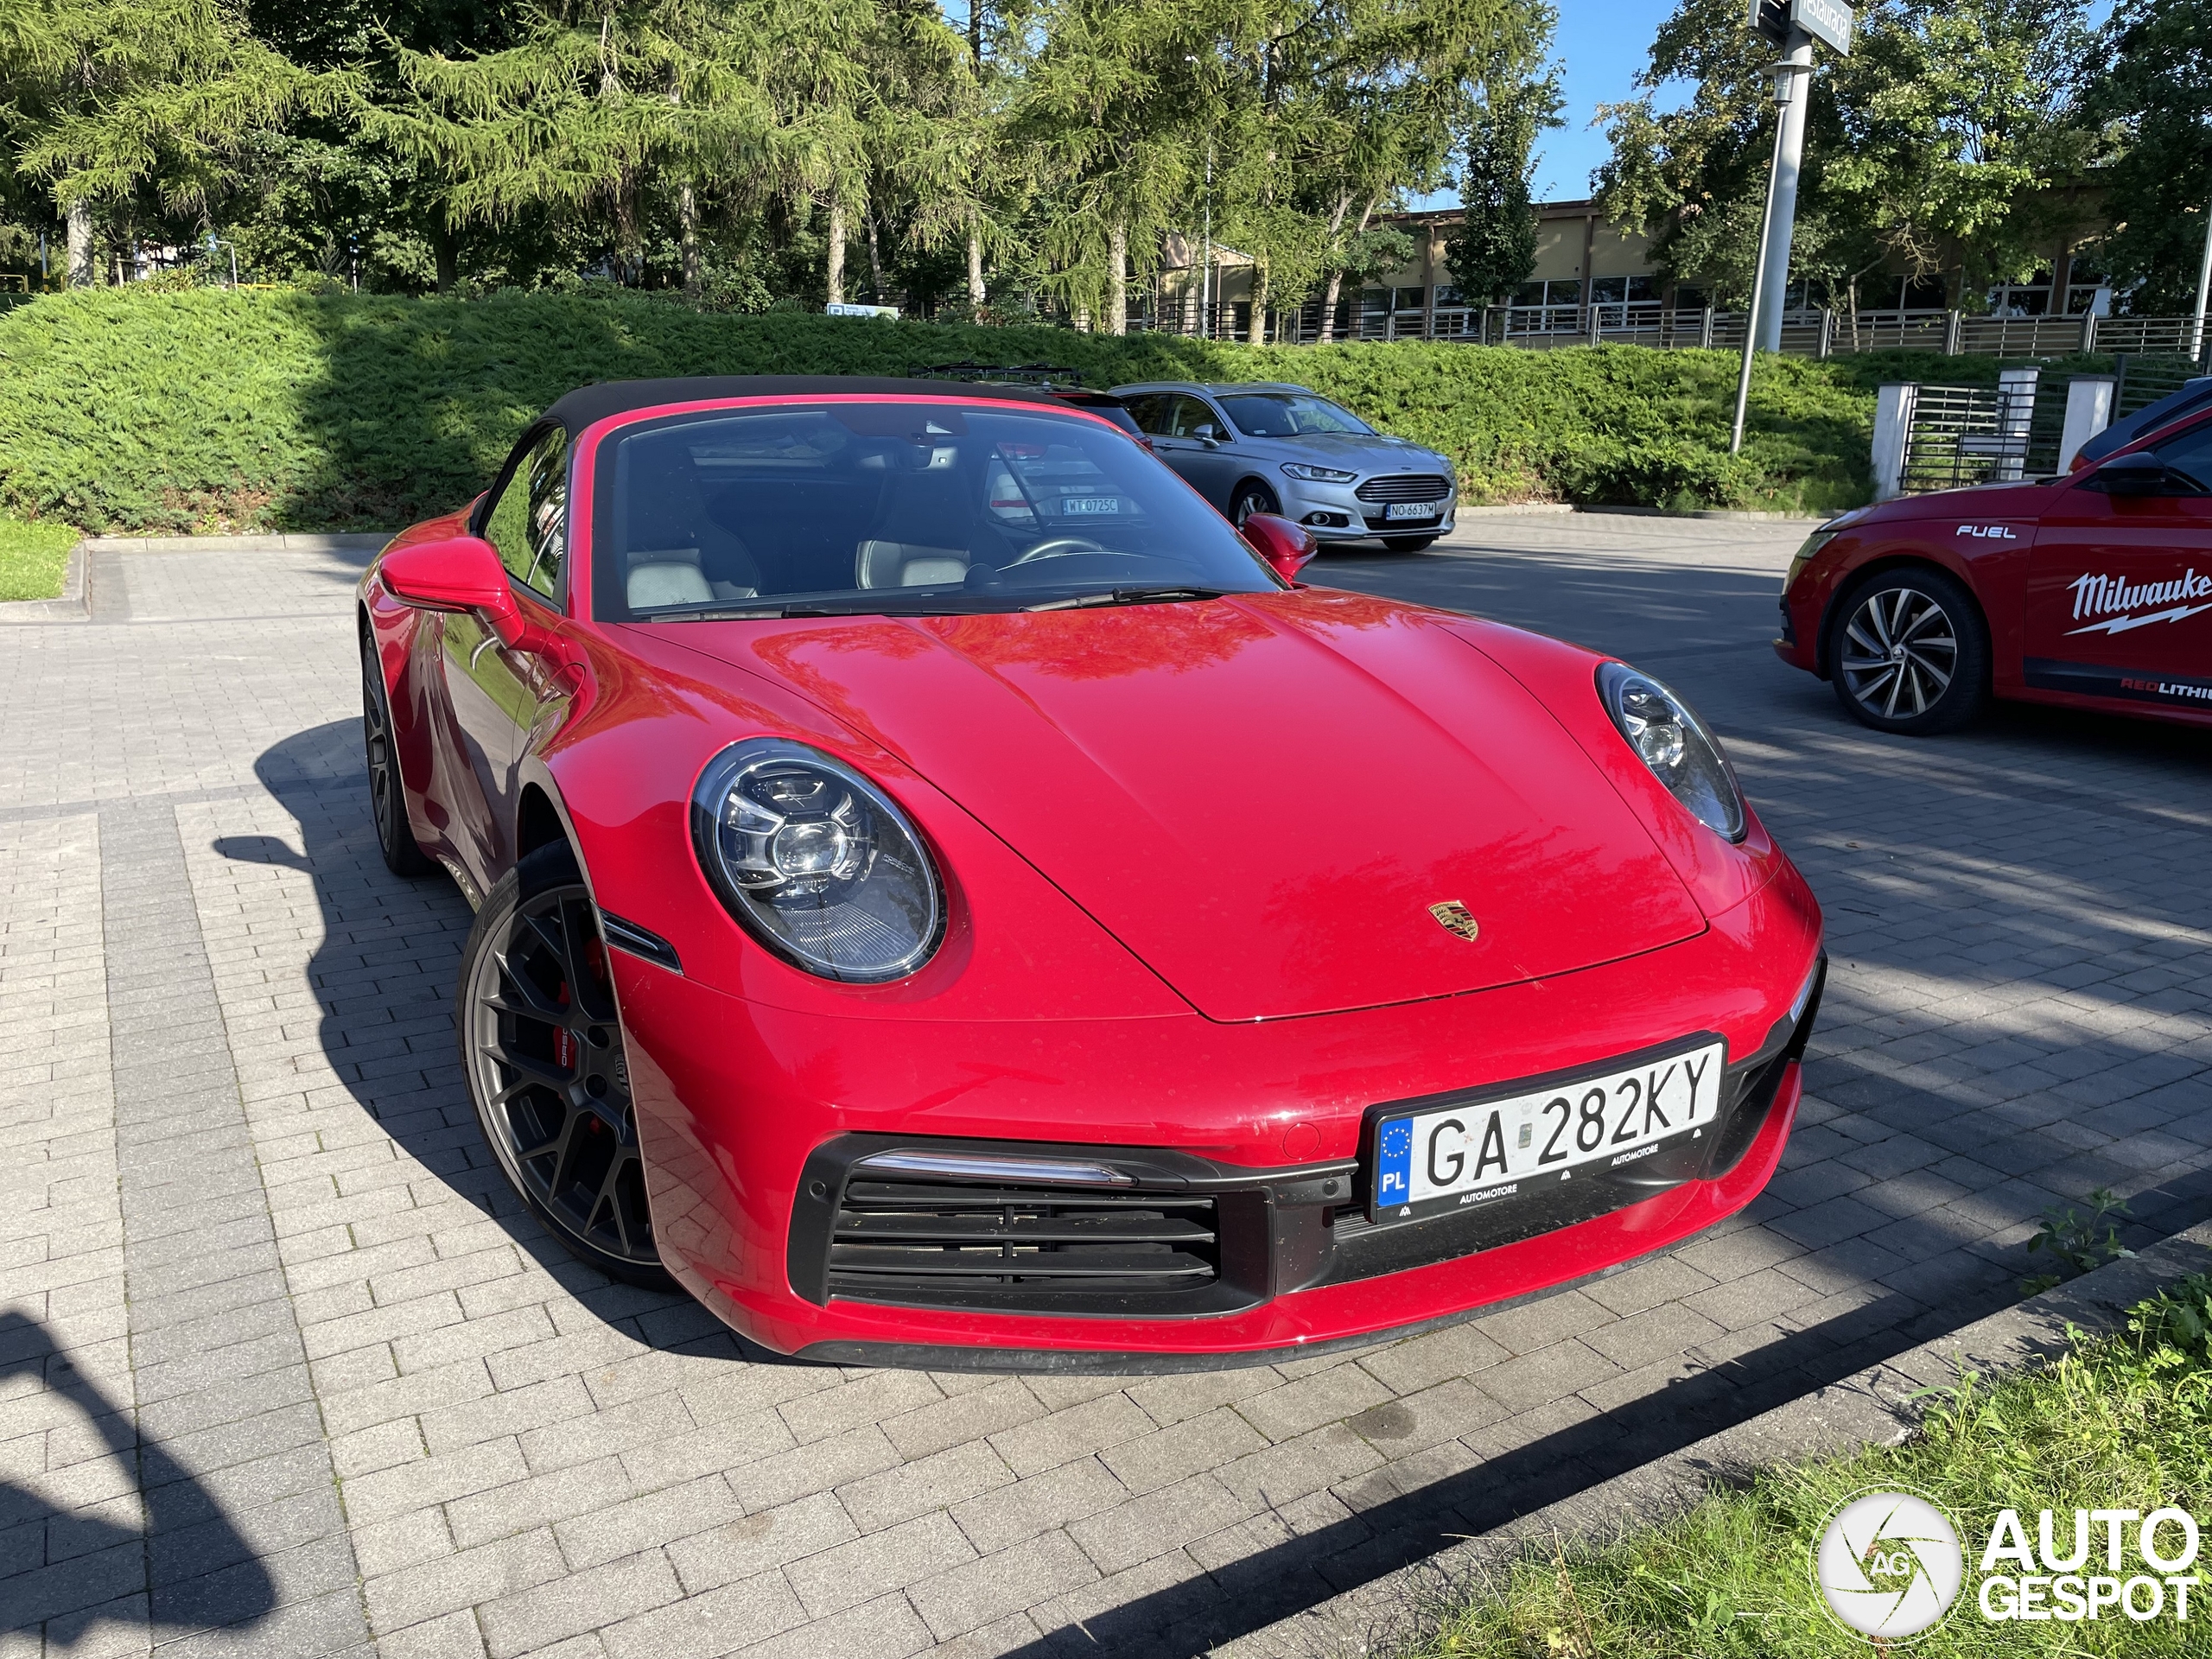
[1383,501,1438,521]
[1370,1040,1726,1224]
[1060,496,1122,516]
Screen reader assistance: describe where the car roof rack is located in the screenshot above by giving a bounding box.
[915,360,1087,389]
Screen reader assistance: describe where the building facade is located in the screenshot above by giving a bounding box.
[1148,192,2128,344]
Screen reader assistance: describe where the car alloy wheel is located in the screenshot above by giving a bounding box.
[460,843,672,1286]
[1828,567,1987,735]
[361,635,435,877]
[1230,484,1279,526]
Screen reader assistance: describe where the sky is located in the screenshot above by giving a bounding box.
[1528,0,1681,202]
[1404,0,1679,212]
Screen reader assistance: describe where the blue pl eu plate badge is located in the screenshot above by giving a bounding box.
[1377,1120,1414,1216]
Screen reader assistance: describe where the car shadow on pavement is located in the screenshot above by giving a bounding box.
[0,1309,275,1646]
[213,720,802,1367]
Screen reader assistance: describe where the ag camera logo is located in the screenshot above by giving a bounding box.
[1815,1490,1965,1641]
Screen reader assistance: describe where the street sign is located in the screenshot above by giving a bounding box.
[826,302,899,320]
[1748,0,1790,43]
[1791,0,1853,54]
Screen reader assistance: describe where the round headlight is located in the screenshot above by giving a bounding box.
[690,740,944,982]
[1596,663,1746,842]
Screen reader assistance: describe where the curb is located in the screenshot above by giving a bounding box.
[1224,1217,2212,1658]
[0,539,88,623]
[82,531,393,554]
[1573,504,1829,524]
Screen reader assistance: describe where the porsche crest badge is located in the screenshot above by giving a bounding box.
[1428,900,1480,942]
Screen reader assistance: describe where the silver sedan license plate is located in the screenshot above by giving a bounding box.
[1370,1040,1726,1224]
[1382,501,1436,521]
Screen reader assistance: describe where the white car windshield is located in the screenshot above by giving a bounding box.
[1217,393,1374,438]
[591,403,1277,620]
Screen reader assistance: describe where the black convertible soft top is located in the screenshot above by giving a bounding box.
[543,375,1072,433]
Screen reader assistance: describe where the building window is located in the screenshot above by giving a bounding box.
[1985,271,2052,317]
[1859,276,1948,311]
[1510,279,1581,308]
[1433,284,1464,308]
[2063,264,2116,315]
[1589,276,1658,305]
[1393,286,1426,314]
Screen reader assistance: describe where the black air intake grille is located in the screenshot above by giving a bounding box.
[1355,474,1452,503]
[827,1179,1221,1296]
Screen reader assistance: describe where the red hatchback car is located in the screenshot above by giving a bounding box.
[359,377,1824,1368]
[1778,379,2212,734]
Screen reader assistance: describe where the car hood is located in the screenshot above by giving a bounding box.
[1254,432,1451,475]
[1836,477,2060,526]
[670,592,1704,1020]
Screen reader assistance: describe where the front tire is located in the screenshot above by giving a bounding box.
[363,634,435,877]
[459,843,673,1287]
[1230,483,1280,526]
[1827,566,1989,735]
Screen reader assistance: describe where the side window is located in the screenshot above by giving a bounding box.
[1170,397,1224,440]
[1122,394,1169,435]
[2156,421,2212,493]
[483,428,571,597]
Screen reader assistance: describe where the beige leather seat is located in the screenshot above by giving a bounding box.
[626,546,758,609]
[855,540,969,588]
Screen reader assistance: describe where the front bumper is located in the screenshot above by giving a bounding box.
[614,866,1822,1363]
[1278,478,1457,542]
[1774,582,1823,675]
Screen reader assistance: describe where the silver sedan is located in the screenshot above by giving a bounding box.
[1110,380,1458,551]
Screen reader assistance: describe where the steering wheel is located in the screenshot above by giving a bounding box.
[1010,536,1108,565]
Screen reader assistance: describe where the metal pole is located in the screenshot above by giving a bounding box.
[2192,200,2212,365]
[1731,84,1791,454]
[1202,143,1213,339]
[1755,33,1814,353]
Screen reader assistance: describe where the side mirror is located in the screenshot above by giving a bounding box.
[1192,424,1224,446]
[1241,512,1318,583]
[381,535,526,645]
[2082,450,2196,497]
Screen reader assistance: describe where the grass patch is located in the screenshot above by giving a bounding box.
[0,515,78,601]
[0,288,2119,533]
[1411,1276,2212,1656]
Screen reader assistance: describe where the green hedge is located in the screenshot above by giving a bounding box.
[0,287,2081,533]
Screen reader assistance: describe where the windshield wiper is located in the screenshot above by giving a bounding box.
[1021,586,1229,612]
[665,598,996,620]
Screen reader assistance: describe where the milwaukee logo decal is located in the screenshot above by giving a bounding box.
[1956,524,2019,539]
[2069,569,2212,636]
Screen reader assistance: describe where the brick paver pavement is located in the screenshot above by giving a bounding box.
[3,518,2209,1657]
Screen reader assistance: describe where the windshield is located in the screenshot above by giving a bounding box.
[590,403,1274,620]
[1217,392,1373,439]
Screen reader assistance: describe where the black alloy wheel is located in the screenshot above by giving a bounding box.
[362,634,435,877]
[1230,483,1280,526]
[1827,565,1989,735]
[459,843,672,1287]
[1381,534,1440,553]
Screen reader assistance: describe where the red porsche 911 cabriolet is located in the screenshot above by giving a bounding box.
[359,376,1823,1368]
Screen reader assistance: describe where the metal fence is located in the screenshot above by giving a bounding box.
[1136,297,2211,365]
[2112,353,2209,418]
[1894,376,2058,493]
